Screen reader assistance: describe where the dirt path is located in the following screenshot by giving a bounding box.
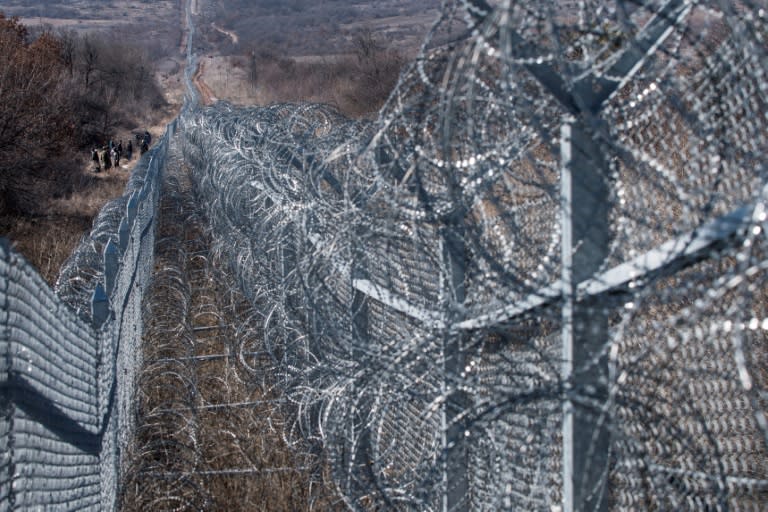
[193,59,218,105]
[212,22,238,45]
[120,134,338,511]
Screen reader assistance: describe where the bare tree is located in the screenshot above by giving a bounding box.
[353,28,382,68]
[0,15,76,213]
[57,28,76,77]
[348,27,403,113]
[79,33,99,90]
[248,49,258,89]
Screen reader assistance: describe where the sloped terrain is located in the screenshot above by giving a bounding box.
[1,0,181,53]
[196,0,442,56]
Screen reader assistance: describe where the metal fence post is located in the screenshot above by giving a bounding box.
[91,283,109,328]
[103,239,119,298]
[349,252,376,499]
[442,225,470,512]
[350,272,368,359]
[127,192,139,227]
[561,118,611,512]
[556,5,689,508]
[118,218,130,254]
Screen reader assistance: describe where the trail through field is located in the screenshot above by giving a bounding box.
[212,22,238,45]
[193,60,217,105]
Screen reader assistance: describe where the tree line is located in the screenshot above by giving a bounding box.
[0,13,165,214]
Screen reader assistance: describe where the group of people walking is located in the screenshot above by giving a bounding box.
[92,139,129,173]
[91,131,151,173]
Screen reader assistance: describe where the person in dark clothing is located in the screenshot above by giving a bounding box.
[103,146,112,170]
[126,140,133,160]
[143,131,151,147]
[91,148,101,172]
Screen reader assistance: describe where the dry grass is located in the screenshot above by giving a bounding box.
[201,51,403,118]
[120,158,342,511]
[6,0,182,57]
[0,81,178,287]
[0,214,90,285]
[0,4,183,286]
[0,165,128,285]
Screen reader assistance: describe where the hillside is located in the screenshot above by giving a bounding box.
[3,1,443,113]
[195,0,441,56]
[0,1,442,284]
[191,1,442,114]
[2,0,444,118]
[1,0,182,53]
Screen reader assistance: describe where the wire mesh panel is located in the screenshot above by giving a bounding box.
[179,0,768,510]
[610,253,768,509]
[0,127,169,510]
[98,136,168,508]
[0,240,101,510]
[3,0,767,509]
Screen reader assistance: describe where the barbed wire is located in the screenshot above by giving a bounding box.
[116,138,342,511]
[39,0,768,509]
[175,0,768,509]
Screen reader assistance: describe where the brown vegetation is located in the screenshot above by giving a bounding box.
[0,172,128,284]
[0,13,170,285]
[193,0,439,117]
[232,29,405,117]
[193,59,218,105]
[198,0,440,57]
[0,14,78,215]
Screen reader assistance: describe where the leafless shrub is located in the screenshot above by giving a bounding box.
[247,34,404,118]
[0,13,168,284]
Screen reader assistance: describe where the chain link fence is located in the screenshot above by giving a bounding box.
[0,123,172,510]
[2,0,768,510]
[180,0,768,510]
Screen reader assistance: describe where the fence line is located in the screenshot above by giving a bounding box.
[179,1,768,510]
[0,121,173,511]
[2,0,768,510]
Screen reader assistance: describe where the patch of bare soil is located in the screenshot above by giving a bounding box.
[194,59,218,105]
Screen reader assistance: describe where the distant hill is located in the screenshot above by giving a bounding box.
[2,0,445,115]
[1,0,182,60]
[2,0,441,59]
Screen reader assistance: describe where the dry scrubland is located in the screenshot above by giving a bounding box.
[1,0,181,46]
[194,0,441,116]
[0,2,183,284]
[198,42,405,117]
[1,0,439,281]
[195,0,440,56]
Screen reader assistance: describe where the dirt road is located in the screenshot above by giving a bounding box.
[193,59,218,105]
